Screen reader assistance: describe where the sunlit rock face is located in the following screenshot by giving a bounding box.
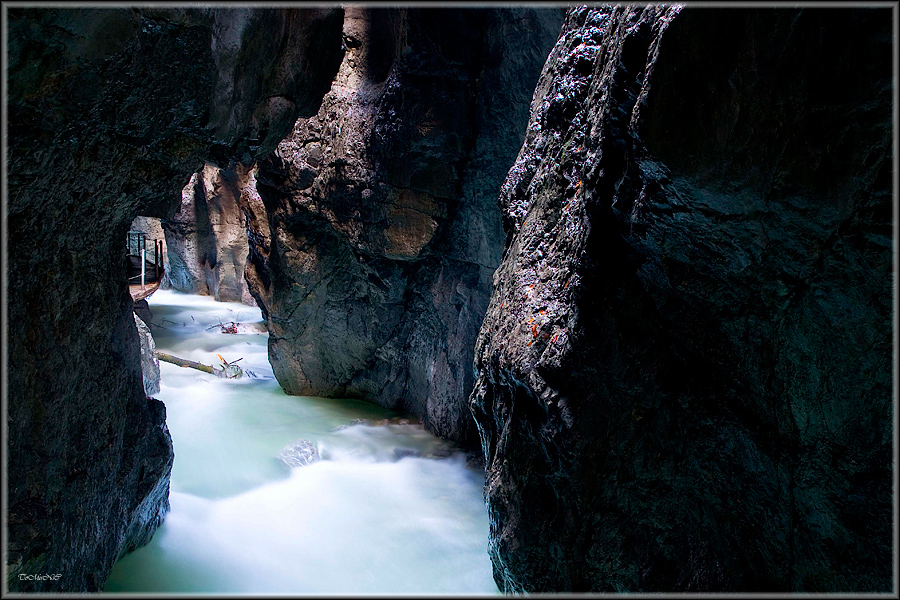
[471,6,893,592]
[6,7,343,591]
[242,7,565,446]
[163,165,256,305]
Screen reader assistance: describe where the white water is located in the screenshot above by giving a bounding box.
[105,290,498,594]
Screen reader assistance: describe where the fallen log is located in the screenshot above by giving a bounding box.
[156,352,251,379]
[156,352,220,375]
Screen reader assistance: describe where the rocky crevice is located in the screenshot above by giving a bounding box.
[241,7,564,446]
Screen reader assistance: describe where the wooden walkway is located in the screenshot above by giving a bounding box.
[130,278,162,302]
[126,231,164,302]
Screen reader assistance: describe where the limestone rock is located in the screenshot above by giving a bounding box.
[130,216,166,241]
[160,172,207,294]
[242,7,564,447]
[133,314,161,397]
[6,7,343,591]
[471,6,893,592]
[132,299,153,329]
[163,165,255,304]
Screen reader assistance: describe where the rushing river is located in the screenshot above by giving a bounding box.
[104,290,498,594]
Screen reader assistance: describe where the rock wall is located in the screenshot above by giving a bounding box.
[163,165,256,304]
[134,314,161,397]
[6,7,343,591]
[243,7,564,445]
[130,217,167,253]
[471,6,893,592]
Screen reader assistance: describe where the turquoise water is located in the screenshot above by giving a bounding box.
[104,290,498,594]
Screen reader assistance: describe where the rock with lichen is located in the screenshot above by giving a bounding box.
[471,5,893,593]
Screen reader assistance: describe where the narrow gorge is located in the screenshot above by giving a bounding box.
[5,4,894,594]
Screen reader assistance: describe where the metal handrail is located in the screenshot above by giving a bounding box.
[126,231,164,288]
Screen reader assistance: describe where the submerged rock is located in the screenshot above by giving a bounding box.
[242,7,564,447]
[471,5,893,593]
[393,447,422,460]
[279,439,321,468]
[133,314,161,397]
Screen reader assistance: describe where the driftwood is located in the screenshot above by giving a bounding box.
[156,352,217,375]
[206,320,238,334]
[156,352,244,378]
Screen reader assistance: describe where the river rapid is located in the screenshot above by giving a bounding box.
[104,290,498,594]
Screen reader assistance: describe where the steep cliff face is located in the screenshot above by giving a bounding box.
[242,7,564,445]
[471,6,893,592]
[6,7,343,591]
[163,165,255,304]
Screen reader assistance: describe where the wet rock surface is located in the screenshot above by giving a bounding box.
[471,6,893,593]
[6,7,343,591]
[243,7,564,447]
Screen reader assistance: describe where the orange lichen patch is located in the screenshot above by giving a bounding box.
[527,340,533,346]
[574,179,583,192]
[528,317,534,324]
[532,324,538,337]
[551,334,559,343]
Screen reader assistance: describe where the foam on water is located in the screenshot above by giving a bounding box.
[105,290,498,594]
